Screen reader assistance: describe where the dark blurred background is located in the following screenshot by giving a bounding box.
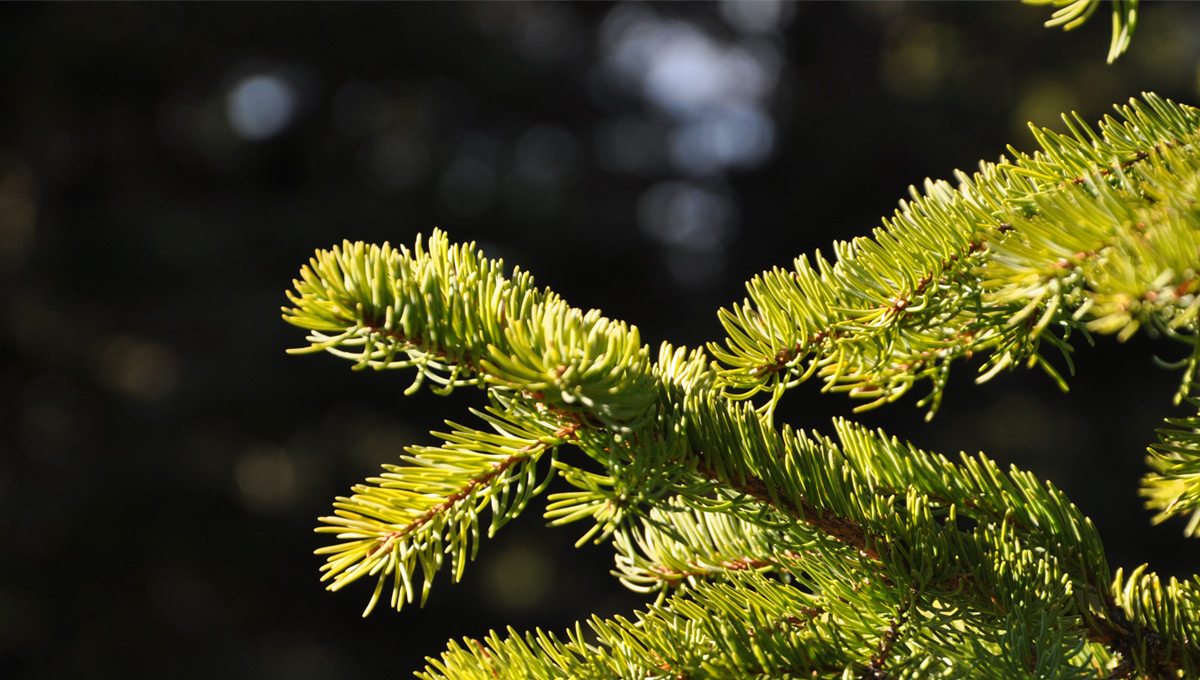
[4,3,1200,678]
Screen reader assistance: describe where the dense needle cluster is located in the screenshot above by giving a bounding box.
[282,7,1200,676]
[283,90,1200,679]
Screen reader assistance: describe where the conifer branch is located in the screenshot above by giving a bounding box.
[1144,371,1200,537]
[314,401,567,615]
[611,501,795,597]
[679,405,1200,676]
[712,94,1200,425]
[284,233,657,429]
[287,91,1200,677]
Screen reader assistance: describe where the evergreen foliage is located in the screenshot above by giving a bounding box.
[281,5,1200,678]
[1026,0,1137,63]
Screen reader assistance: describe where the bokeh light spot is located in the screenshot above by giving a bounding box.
[94,336,181,402]
[719,0,790,34]
[597,7,780,176]
[881,19,959,100]
[1012,80,1080,140]
[637,181,737,250]
[226,74,297,141]
[234,446,298,513]
[669,104,774,175]
[642,28,735,119]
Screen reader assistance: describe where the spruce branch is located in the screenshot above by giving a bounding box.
[314,401,567,615]
[410,401,1200,677]
[287,92,1200,677]
[283,232,657,428]
[713,94,1200,424]
[1144,354,1200,537]
[611,501,792,598]
[543,426,700,548]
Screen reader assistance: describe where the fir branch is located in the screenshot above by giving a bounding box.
[1144,354,1200,536]
[283,232,658,429]
[288,223,1200,671]
[283,235,522,392]
[712,94,1200,423]
[676,394,1199,676]
[288,90,1200,677]
[544,428,700,548]
[611,502,795,597]
[862,585,914,680]
[315,401,567,615]
[420,574,858,680]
